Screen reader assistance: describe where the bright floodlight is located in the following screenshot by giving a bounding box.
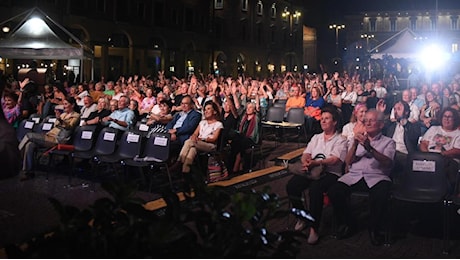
[419,44,450,71]
[25,17,48,36]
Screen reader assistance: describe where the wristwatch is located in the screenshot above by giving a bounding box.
[367,146,374,153]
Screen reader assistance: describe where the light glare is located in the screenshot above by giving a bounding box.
[419,44,450,71]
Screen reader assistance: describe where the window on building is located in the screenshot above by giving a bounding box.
[96,0,105,12]
[214,0,223,10]
[451,16,458,30]
[431,17,437,31]
[256,1,263,16]
[172,9,179,27]
[185,8,193,31]
[240,20,247,41]
[154,2,165,26]
[410,17,417,30]
[452,43,458,53]
[390,18,396,31]
[241,0,248,11]
[137,3,145,19]
[370,18,376,32]
[257,23,263,44]
[270,3,276,19]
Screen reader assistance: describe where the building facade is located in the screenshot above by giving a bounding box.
[0,0,314,82]
[344,8,460,81]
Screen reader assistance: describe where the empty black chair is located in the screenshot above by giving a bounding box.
[283,107,308,145]
[273,99,287,109]
[443,168,460,254]
[391,152,450,253]
[72,127,120,189]
[122,132,172,192]
[94,130,143,179]
[261,106,285,144]
[47,125,98,185]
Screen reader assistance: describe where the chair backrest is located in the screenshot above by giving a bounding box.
[143,132,170,162]
[16,119,35,141]
[273,99,287,109]
[135,121,151,136]
[400,152,449,201]
[72,125,98,152]
[286,107,306,125]
[93,127,120,155]
[264,106,284,122]
[33,121,54,134]
[116,130,143,158]
[43,115,57,124]
[28,113,41,124]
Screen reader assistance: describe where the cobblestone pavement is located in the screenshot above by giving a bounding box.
[1,140,459,258]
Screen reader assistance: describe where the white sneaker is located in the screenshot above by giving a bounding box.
[294,220,306,231]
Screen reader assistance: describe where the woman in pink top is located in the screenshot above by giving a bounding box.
[139,88,156,116]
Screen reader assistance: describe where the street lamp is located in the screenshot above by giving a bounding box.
[282,8,301,36]
[360,33,374,79]
[360,33,374,52]
[282,8,301,71]
[329,24,345,61]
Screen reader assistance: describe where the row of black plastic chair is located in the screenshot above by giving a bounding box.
[16,115,57,142]
[46,125,172,192]
[261,106,308,147]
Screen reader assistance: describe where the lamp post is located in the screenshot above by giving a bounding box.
[282,8,301,71]
[329,24,345,62]
[360,33,374,79]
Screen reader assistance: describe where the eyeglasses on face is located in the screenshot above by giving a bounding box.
[363,118,383,124]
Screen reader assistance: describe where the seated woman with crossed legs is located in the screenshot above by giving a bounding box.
[176,101,223,192]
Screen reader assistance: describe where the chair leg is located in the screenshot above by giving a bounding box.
[443,199,451,255]
[46,153,53,181]
[384,197,392,247]
[164,164,173,191]
[249,146,255,173]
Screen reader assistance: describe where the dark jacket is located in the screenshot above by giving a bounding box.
[383,120,421,154]
[166,109,201,145]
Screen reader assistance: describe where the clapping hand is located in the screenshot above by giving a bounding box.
[376,99,386,112]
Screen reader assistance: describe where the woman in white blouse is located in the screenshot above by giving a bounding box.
[176,100,223,190]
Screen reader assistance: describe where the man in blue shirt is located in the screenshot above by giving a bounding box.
[102,95,135,131]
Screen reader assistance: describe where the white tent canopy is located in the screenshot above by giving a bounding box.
[370,28,422,59]
[0,7,93,81]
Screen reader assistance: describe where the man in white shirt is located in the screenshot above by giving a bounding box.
[79,95,97,124]
[374,80,387,99]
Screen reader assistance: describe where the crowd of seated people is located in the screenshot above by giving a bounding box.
[2,70,460,244]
